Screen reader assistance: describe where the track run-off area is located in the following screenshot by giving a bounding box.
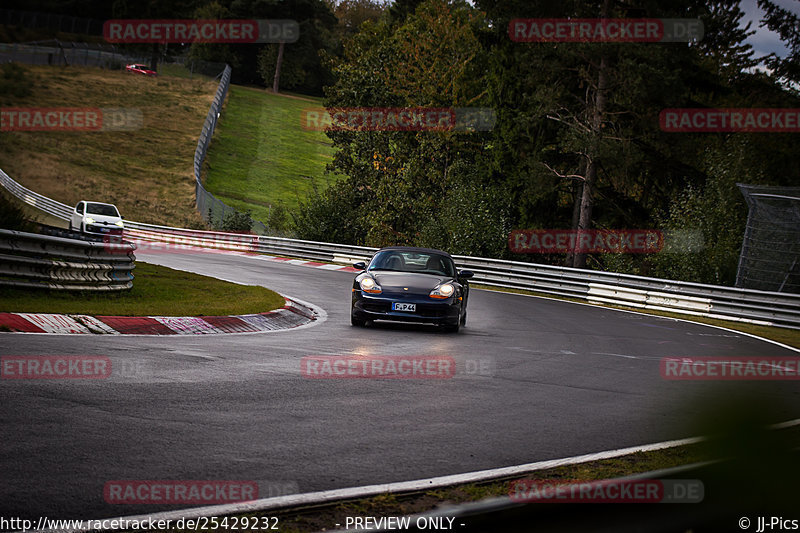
[1,249,798,521]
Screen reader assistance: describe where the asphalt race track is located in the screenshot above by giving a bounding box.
[1,250,799,521]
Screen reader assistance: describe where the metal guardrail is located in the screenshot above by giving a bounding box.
[1,163,798,326]
[118,226,800,329]
[0,228,135,291]
[0,168,74,220]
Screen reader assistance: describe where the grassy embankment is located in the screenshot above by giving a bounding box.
[0,63,215,228]
[203,85,340,226]
[0,64,284,316]
[0,262,285,317]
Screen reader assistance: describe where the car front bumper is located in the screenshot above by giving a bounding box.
[84,224,123,236]
[351,291,461,325]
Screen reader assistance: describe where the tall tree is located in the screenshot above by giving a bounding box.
[188,1,240,69]
[757,0,800,86]
[235,0,337,93]
[697,0,758,80]
[215,0,337,88]
[300,0,799,284]
[112,0,200,71]
[326,0,386,36]
[297,0,510,254]
[479,0,708,267]
[387,0,425,25]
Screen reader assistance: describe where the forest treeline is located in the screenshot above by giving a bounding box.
[5,0,799,285]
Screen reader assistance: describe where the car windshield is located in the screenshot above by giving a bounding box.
[86,203,119,217]
[368,250,455,277]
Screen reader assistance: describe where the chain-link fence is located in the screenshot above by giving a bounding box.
[168,56,229,79]
[0,40,130,68]
[1,33,270,235]
[0,41,230,81]
[736,184,800,293]
[193,65,268,235]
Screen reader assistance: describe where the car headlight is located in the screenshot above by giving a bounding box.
[430,283,455,299]
[359,277,382,294]
[85,217,95,224]
[115,220,124,227]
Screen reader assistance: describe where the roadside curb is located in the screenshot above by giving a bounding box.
[0,297,319,335]
[0,237,355,336]
[252,254,361,273]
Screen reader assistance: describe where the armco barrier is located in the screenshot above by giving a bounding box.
[0,168,73,220]
[0,63,262,235]
[1,168,799,327]
[122,227,799,328]
[0,228,135,291]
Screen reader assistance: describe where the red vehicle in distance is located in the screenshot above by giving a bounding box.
[125,63,157,77]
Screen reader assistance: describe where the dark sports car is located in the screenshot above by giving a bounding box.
[350,247,473,332]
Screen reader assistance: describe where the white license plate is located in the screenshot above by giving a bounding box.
[392,302,416,312]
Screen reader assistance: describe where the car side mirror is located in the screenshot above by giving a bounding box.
[353,262,366,270]
[458,270,474,280]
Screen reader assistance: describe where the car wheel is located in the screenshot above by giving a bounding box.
[351,314,366,327]
[460,308,467,326]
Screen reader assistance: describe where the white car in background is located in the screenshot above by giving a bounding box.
[69,201,124,236]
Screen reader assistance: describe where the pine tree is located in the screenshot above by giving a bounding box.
[757,0,800,85]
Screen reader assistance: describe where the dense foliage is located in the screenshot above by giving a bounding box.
[3,0,798,285]
[294,0,800,285]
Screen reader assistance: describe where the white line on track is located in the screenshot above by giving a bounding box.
[474,287,800,355]
[41,418,800,533]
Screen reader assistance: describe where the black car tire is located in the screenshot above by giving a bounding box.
[351,314,366,327]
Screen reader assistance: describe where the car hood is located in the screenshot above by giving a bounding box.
[84,213,122,225]
[370,272,450,292]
